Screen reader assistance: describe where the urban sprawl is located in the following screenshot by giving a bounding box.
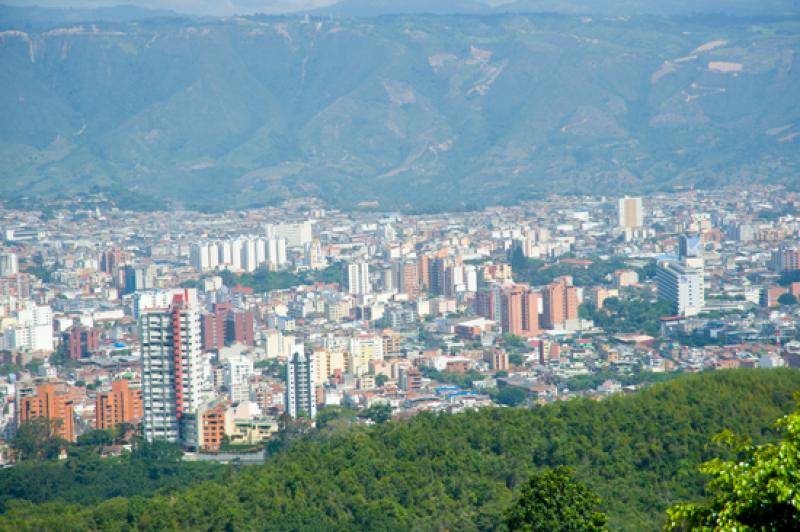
[1,185,799,459]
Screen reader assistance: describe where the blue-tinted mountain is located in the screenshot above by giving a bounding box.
[1,12,799,210]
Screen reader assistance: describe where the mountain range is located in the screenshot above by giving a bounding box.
[1,6,799,210]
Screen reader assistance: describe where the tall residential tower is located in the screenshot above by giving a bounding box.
[140,289,203,446]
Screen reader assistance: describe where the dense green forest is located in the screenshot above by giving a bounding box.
[0,370,798,530]
[0,440,225,513]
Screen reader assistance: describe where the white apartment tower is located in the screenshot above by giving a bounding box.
[285,344,316,419]
[344,262,371,295]
[140,289,203,445]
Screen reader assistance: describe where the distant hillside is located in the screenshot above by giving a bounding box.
[312,0,800,17]
[1,13,799,210]
[0,4,181,30]
[1,369,798,530]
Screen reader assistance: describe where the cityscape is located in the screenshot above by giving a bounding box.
[1,0,799,529]
[1,185,799,456]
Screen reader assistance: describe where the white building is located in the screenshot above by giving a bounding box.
[0,253,18,277]
[2,304,53,352]
[271,221,312,248]
[140,289,203,446]
[224,355,254,403]
[657,260,704,317]
[348,334,384,375]
[285,344,316,419]
[344,262,371,295]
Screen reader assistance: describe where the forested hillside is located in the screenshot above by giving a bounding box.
[0,369,798,530]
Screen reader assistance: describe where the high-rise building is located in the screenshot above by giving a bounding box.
[3,304,54,353]
[0,252,19,277]
[17,383,75,442]
[63,325,100,360]
[771,243,800,273]
[678,234,702,260]
[429,257,448,296]
[542,277,579,330]
[343,262,371,295]
[190,243,211,272]
[271,221,313,248]
[617,196,644,229]
[476,284,502,321]
[100,249,129,275]
[96,379,143,431]
[304,239,325,270]
[123,264,157,295]
[418,255,430,290]
[224,355,254,403]
[201,303,256,351]
[657,260,704,317]
[285,345,316,419]
[500,285,541,337]
[140,289,203,445]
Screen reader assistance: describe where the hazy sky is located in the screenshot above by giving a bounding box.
[3,0,343,16]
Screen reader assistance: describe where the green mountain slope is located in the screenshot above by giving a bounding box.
[1,14,799,210]
[1,369,798,530]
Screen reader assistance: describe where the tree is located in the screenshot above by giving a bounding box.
[502,334,526,349]
[316,406,358,430]
[76,429,113,448]
[665,402,800,531]
[375,374,389,387]
[510,246,528,274]
[361,403,392,424]
[496,387,528,406]
[11,418,65,461]
[778,292,798,306]
[503,466,607,531]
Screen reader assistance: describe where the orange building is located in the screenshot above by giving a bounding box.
[200,401,230,451]
[96,379,143,431]
[500,285,541,337]
[542,277,579,329]
[417,255,430,290]
[17,383,75,442]
[397,261,420,298]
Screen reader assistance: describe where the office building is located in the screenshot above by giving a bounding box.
[140,289,203,445]
[657,260,705,317]
[285,345,316,419]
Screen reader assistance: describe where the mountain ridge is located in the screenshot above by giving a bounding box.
[1,12,798,210]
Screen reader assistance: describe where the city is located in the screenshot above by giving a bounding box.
[1,184,799,457]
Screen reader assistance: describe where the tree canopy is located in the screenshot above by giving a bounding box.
[666,398,800,530]
[0,370,798,531]
[504,466,607,531]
